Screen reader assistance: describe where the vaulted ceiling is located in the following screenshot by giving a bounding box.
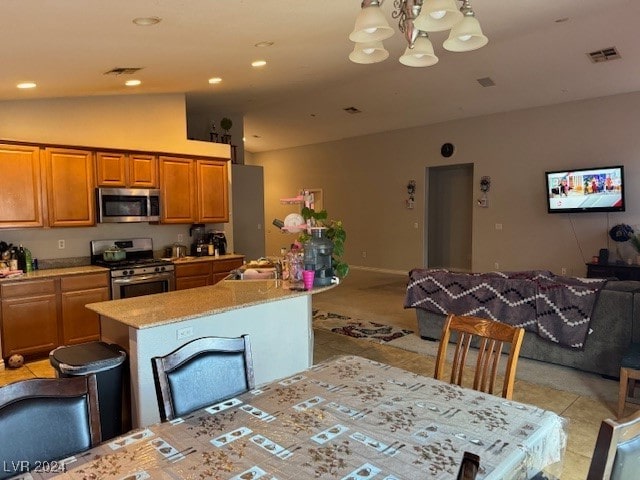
[3,1,638,152]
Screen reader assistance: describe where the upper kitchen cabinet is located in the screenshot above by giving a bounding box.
[96,152,158,188]
[159,156,197,223]
[196,159,229,223]
[43,147,96,227]
[0,143,44,228]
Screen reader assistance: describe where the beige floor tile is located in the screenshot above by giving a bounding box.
[558,450,592,480]
[512,379,580,414]
[26,358,57,378]
[0,365,36,386]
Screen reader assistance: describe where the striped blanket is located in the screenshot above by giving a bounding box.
[404,269,608,349]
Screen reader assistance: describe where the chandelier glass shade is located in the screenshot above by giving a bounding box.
[348,0,487,67]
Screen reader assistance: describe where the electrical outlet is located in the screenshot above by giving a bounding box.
[561,267,567,275]
[413,222,419,229]
[495,223,503,231]
[57,240,65,249]
[361,251,367,258]
[494,262,500,270]
[176,326,193,340]
[177,234,184,243]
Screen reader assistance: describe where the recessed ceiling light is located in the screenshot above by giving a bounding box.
[17,82,36,89]
[251,60,267,68]
[125,79,142,86]
[555,17,570,23]
[254,41,274,48]
[133,17,161,26]
[208,77,222,84]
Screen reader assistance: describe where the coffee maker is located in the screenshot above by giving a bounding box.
[208,231,227,255]
[189,223,206,256]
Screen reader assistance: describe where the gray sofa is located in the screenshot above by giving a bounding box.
[413,280,640,378]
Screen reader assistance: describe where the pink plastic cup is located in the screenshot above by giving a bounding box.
[302,270,315,290]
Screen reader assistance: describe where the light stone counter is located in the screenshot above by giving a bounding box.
[88,279,335,427]
[0,265,107,283]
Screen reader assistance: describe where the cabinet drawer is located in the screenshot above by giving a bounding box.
[175,262,212,277]
[61,272,110,291]
[212,258,244,273]
[1,279,57,298]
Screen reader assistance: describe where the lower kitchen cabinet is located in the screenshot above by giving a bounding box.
[1,279,59,358]
[175,257,244,291]
[0,271,110,359]
[60,272,110,345]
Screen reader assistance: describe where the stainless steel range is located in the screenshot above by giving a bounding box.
[90,238,175,299]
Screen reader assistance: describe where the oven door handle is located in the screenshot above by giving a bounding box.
[112,273,174,284]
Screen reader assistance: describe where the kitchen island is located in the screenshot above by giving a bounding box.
[86,278,334,427]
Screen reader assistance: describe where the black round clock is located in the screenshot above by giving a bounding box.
[441,143,455,158]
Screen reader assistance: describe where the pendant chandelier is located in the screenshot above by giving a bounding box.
[349,0,488,67]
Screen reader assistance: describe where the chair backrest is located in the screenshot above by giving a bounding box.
[0,375,101,480]
[434,313,525,399]
[151,335,255,421]
[456,451,480,479]
[587,409,640,479]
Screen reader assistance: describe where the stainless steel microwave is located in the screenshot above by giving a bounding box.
[96,188,160,223]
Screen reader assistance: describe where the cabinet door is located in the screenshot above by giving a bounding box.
[159,156,196,223]
[60,287,109,345]
[175,262,212,290]
[60,273,110,345]
[0,144,44,228]
[96,151,127,187]
[1,294,58,358]
[43,147,96,226]
[196,159,229,223]
[130,154,158,188]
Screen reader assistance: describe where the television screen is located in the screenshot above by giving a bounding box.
[546,165,625,213]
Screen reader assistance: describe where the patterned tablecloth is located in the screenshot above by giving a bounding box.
[18,355,567,480]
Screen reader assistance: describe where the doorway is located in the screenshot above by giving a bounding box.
[425,163,473,271]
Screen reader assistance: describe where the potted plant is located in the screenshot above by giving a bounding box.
[298,207,349,278]
[220,117,233,144]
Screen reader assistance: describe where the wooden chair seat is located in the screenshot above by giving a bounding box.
[435,313,525,399]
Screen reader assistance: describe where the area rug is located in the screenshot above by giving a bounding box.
[312,310,414,343]
[313,310,619,401]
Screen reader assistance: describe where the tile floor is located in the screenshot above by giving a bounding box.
[0,269,632,478]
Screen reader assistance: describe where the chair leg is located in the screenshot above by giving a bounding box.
[619,368,629,419]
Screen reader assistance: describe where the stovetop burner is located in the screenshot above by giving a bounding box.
[90,237,173,273]
[94,258,172,270]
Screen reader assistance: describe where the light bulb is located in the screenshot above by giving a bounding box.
[430,10,446,19]
[363,47,376,54]
[458,34,472,41]
[364,27,378,33]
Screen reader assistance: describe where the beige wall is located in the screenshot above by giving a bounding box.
[249,91,640,277]
[0,93,234,261]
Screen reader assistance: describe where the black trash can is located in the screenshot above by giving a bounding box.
[50,341,127,441]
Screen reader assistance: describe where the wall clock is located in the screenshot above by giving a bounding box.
[441,143,455,157]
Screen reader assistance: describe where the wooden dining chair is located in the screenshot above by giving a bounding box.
[435,313,525,399]
[587,409,640,479]
[151,335,255,421]
[456,451,480,479]
[0,375,101,480]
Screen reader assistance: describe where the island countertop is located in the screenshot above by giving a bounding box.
[86,279,334,329]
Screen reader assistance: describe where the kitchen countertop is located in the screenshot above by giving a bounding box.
[0,265,108,283]
[86,278,333,329]
[168,253,244,263]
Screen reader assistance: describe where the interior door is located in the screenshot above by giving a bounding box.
[232,165,265,260]
[426,163,473,271]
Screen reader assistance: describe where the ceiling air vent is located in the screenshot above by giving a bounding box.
[343,107,361,114]
[587,47,620,63]
[477,77,496,87]
[104,67,144,75]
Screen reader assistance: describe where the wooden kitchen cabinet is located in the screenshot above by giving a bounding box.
[175,257,244,290]
[211,257,244,284]
[159,156,197,223]
[175,262,211,290]
[43,147,96,226]
[1,279,58,358]
[196,159,229,223]
[0,143,44,228]
[96,152,158,188]
[60,272,110,345]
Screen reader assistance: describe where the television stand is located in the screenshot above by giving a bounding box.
[585,262,640,281]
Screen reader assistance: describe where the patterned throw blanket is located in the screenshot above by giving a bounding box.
[404,269,608,350]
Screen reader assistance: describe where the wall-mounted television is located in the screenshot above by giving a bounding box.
[546,165,625,213]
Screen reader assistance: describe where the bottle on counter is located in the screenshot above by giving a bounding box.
[24,247,33,273]
[9,248,18,271]
[16,245,26,272]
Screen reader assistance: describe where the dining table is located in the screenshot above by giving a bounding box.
[17,355,567,480]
